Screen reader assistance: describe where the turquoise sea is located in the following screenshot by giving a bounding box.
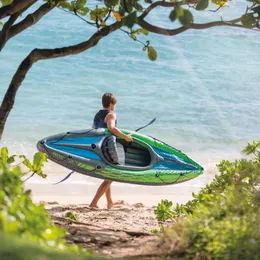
[1,1,259,180]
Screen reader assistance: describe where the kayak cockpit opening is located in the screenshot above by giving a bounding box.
[101,135,151,167]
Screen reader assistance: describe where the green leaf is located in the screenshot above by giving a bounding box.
[90,8,109,21]
[65,211,77,220]
[75,0,87,9]
[7,155,15,164]
[77,7,89,15]
[33,152,47,167]
[58,1,72,10]
[119,6,126,16]
[0,22,3,27]
[104,0,118,8]
[252,6,260,16]
[175,5,184,17]
[19,155,33,171]
[241,13,256,28]
[148,46,157,61]
[134,2,143,12]
[123,11,136,28]
[242,141,260,155]
[1,0,12,7]
[169,9,178,22]
[32,152,48,176]
[178,9,194,27]
[130,34,137,40]
[196,0,209,11]
[1,147,8,162]
[121,0,133,13]
[136,28,149,35]
[142,46,147,51]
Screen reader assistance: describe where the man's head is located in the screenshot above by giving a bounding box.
[102,93,117,110]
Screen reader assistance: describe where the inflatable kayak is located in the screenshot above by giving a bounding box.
[37,128,203,185]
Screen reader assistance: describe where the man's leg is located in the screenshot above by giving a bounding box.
[105,185,125,209]
[105,184,113,209]
[89,180,112,208]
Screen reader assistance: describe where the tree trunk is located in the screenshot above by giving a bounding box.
[0,52,35,140]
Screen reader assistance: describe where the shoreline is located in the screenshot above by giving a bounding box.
[26,169,215,208]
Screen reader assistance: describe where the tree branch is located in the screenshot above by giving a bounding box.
[139,0,199,20]
[8,2,55,41]
[0,0,35,19]
[137,18,248,36]
[0,20,122,139]
[0,13,19,51]
[0,0,37,52]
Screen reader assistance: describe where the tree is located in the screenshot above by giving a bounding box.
[0,0,259,140]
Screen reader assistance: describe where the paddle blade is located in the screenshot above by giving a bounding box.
[135,118,156,132]
[52,171,75,185]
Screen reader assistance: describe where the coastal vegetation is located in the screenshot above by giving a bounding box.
[0,147,93,258]
[0,0,260,139]
[154,141,260,259]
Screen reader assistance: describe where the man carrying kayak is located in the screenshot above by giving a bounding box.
[89,93,132,209]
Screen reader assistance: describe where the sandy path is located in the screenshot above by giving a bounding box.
[43,201,170,259]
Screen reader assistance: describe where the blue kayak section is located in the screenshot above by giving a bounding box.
[47,136,102,160]
[153,161,196,171]
[152,147,198,171]
[152,147,186,163]
[47,144,101,160]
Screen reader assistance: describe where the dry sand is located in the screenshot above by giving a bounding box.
[27,171,215,258]
[42,201,170,259]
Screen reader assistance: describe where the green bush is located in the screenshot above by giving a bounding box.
[0,146,48,179]
[155,141,260,259]
[0,231,97,260]
[0,147,91,256]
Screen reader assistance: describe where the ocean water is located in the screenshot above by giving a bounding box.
[1,1,260,185]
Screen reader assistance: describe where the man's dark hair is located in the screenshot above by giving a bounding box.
[102,93,117,108]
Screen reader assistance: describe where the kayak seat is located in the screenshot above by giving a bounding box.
[102,136,125,165]
[101,136,150,167]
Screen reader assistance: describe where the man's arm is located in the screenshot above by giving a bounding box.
[106,113,132,142]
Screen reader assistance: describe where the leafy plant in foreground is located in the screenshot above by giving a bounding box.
[154,199,174,231]
[0,147,47,180]
[0,160,91,256]
[0,231,95,260]
[172,141,260,218]
[156,141,260,259]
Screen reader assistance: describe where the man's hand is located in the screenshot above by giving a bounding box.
[124,134,133,142]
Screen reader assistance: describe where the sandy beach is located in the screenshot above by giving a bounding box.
[42,201,171,259]
[23,169,216,258]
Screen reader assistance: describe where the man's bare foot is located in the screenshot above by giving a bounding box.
[88,204,99,210]
[107,200,125,209]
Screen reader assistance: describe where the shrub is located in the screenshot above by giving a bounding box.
[155,141,260,259]
[0,147,91,256]
[0,231,93,260]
